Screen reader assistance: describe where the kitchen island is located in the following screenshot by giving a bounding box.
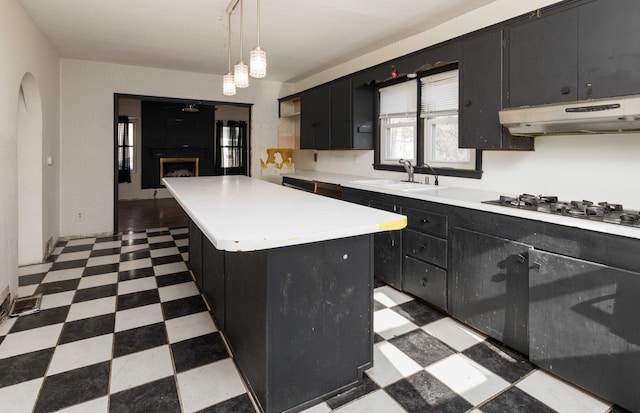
[163,176,406,413]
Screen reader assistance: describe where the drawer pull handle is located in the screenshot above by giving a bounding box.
[420,218,430,225]
[391,239,395,247]
[421,278,428,287]
[517,253,526,264]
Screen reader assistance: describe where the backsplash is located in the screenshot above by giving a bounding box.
[295,133,640,209]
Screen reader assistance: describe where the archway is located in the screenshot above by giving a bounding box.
[17,73,44,265]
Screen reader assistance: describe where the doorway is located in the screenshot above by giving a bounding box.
[113,94,251,232]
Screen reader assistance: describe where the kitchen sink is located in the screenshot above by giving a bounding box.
[400,186,445,193]
[352,179,403,186]
[352,179,445,191]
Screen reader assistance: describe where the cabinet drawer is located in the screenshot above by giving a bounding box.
[404,229,447,268]
[403,256,447,310]
[370,200,398,213]
[406,207,447,236]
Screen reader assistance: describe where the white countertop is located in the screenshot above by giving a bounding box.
[163,176,407,252]
[284,170,640,240]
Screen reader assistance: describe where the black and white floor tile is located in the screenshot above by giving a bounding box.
[0,227,629,413]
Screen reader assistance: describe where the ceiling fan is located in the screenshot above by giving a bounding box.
[164,102,217,113]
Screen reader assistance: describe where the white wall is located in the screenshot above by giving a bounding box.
[0,0,60,300]
[60,59,292,236]
[293,0,640,208]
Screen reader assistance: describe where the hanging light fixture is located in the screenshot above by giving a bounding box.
[233,0,249,88]
[249,0,267,78]
[223,13,236,96]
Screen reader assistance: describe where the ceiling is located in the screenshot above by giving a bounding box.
[18,0,497,83]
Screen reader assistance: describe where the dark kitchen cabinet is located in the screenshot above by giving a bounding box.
[188,219,203,289]
[300,85,331,149]
[507,7,578,108]
[508,0,640,107]
[460,29,532,150]
[449,227,531,355]
[402,204,449,311]
[529,249,640,413]
[299,78,374,150]
[342,188,403,289]
[202,238,225,329]
[370,200,403,289]
[461,29,525,150]
[577,0,640,100]
[330,79,351,150]
[224,234,373,413]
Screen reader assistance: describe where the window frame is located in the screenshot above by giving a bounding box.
[373,63,483,179]
[378,80,418,165]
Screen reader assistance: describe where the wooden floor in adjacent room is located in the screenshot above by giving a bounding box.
[118,197,188,233]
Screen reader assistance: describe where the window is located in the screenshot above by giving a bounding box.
[378,81,417,165]
[117,117,135,172]
[421,69,475,169]
[374,65,481,178]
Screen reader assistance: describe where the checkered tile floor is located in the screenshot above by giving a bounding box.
[0,227,629,413]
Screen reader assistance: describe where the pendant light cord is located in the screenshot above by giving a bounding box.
[239,0,244,59]
[256,0,260,45]
[227,13,232,72]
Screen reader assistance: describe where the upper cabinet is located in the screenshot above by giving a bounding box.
[298,78,374,150]
[508,8,579,107]
[300,85,331,149]
[508,0,640,108]
[460,29,533,150]
[577,0,640,100]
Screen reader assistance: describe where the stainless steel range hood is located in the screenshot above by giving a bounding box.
[499,94,640,137]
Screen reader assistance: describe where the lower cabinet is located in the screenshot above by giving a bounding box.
[370,200,403,289]
[342,187,640,412]
[402,205,449,312]
[449,227,531,355]
[374,230,403,289]
[529,249,640,412]
[202,239,225,330]
[403,255,447,310]
[188,219,203,288]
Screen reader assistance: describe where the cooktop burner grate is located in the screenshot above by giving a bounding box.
[484,194,639,227]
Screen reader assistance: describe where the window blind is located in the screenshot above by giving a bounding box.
[379,80,417,118]
[421,69,459,117]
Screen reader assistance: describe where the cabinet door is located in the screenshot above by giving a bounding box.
[374,231,403,289]
[202,239,225,330]
[188,219,203,289]
[460,30,506,149]
[300,86,331,149]
[351,84,374,149]
[370,200,402,288]
[529,250,640,412]
[330,78,352,150]
[449,227,531,355]
[577,0,640,100]
[508,8,578,107]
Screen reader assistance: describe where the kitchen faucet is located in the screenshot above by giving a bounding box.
[398,159,415,182]
[422,162,440,186]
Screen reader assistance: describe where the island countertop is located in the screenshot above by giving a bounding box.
[163,176,407,252]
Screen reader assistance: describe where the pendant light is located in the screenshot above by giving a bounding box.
[233,0,249,88]
[222,13,236,96]
[249,0,267,78]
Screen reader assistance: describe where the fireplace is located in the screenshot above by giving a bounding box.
[160,157,199,185]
